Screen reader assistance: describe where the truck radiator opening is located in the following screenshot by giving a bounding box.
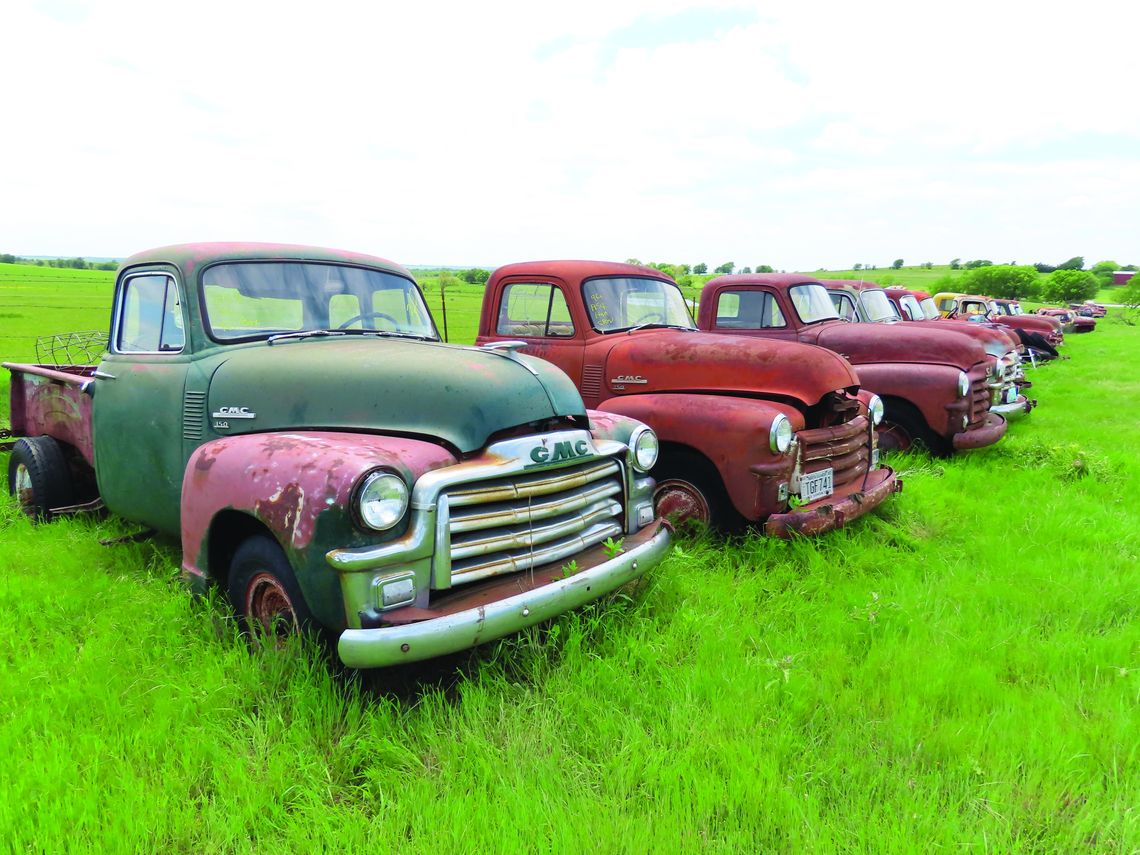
[797,414,871,490]
[443,458,625,586]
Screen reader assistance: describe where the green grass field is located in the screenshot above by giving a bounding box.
[2,264,1139,851]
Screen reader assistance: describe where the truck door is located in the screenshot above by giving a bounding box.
[91,268,191,535]
[489,279,585,390]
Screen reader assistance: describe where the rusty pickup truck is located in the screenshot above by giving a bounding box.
[4,243,670,668]
[475,260,901,536]
[698,274,1008,456]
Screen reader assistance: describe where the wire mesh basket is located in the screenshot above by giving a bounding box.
[35,331,108,367]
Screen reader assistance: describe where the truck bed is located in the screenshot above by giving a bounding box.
[3,363,97,465]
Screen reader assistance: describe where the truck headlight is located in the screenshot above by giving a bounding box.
[866,394,884,426]
[629,426,659,473]
[355,471,409,531]
[957,371,970,397]
[769,414,793,453]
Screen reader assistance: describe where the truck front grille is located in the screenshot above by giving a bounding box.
[968,375,990,427]
[797,414,871,489]
[443,458,625,586]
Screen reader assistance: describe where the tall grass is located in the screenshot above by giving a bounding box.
[1,269,1138,851]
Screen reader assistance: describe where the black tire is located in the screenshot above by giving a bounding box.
[878,400,950,457]
[651,449,740,530]
[7,436,75,520]
[227,534,316,640]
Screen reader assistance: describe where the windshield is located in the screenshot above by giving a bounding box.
[790,283,840,323]
[1010,303,1023,315]
[581,277,695,332]
[918,298,941,321]
[201,262,438,342]
[860,289,899,322]
[898,295,923,321]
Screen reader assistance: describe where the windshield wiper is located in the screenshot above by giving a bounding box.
[267,329,436,345]
[623,322,697,334]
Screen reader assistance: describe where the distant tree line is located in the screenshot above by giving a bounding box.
[0,253,117,271]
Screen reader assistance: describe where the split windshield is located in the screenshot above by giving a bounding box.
[860,289,899,322]
[898,295,923,320]
[582,277,696,332]
[201,261,438,342]
[790,283,840,323]
[918,298,941,321]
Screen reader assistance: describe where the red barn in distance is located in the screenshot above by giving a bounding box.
[1113,271,1135,285]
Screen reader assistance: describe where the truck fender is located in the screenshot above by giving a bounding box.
[180,431,456,630]
[851,362,965,438]
[597,393,799,521]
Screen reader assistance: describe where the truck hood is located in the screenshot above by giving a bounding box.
[205,338,586,453]
[808,321,986,370]
[602,330,859,406]
[932,319,1020,355]
[995,314,1062,334]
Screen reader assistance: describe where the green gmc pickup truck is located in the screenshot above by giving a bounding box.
[4,243,670,668]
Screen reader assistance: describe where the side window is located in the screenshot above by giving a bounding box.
[497,283,575,337]
[714,290,785,329]
[830,293,858,322]
[938,297,955,312]
[118,274,185,353]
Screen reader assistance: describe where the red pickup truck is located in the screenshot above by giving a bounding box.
[476,261,901,535]
[697,274,1008,455]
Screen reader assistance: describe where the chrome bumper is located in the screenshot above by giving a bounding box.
[990,395,1035,419]
[336,521,671,668]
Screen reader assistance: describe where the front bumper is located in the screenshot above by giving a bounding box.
[336,521,671,668]
[991,395,1035,419]
[952,411,1007,450]
[764,466,902,538]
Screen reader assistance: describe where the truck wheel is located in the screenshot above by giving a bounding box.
[7,436,75,520]
[227,535,315,640]
[878,402,949,457]
[652,451,737,529]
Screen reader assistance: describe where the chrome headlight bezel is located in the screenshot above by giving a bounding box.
[354,470,410,532]
[866,394,884,427]
[628,426,659,473]
[769,414,794,454]
[957,370,971,398]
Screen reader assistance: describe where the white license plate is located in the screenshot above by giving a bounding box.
[800,468,834,503]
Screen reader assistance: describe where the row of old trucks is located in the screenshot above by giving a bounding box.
[4,244,1068,669]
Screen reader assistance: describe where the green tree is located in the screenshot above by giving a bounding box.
[692,263,707,274]
[949,258,961,270]
[1055,256,1084,271]
[891,258,904,269]
[714,262,735,275]
[964,259,992,270]
[1041,269,1098,303]
[853,263,862,271]
[459,268,490,284]
[625,258,643,266]
[756,264,774,273]
[961,265,1040,300]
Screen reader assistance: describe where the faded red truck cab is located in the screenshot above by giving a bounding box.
[476,261,901,536]
[698,274,1008,456]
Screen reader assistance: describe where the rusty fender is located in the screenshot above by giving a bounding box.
[3,363,97,465]
[852,362,967,439]
[597,392,799,522]
[180,431,456,626]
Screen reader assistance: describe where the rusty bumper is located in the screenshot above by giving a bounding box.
[336,521,671,668]
[764,466,902,539]
[952,411,1007,450]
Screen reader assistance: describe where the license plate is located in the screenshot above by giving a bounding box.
[800,468,834,504]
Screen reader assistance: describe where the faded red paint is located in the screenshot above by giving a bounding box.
[882,288,1023,354]
[180,432,457,576]
[3,363,96,464]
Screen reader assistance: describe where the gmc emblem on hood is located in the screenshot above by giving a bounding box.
[530,439,590,465]
[611,375,648,384]
[211,406,256,419]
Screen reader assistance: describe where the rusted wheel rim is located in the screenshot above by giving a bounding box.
[13,463,34,512]
[654,478,712,525]
[244,572,298,637]
[876,424,913,454]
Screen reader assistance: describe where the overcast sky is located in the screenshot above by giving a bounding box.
[3,0,1138,270]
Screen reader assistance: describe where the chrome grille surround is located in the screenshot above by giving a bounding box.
[796,414,872,490]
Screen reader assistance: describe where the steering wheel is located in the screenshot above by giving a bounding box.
[336,311,400,330]
[632,310,667,325]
